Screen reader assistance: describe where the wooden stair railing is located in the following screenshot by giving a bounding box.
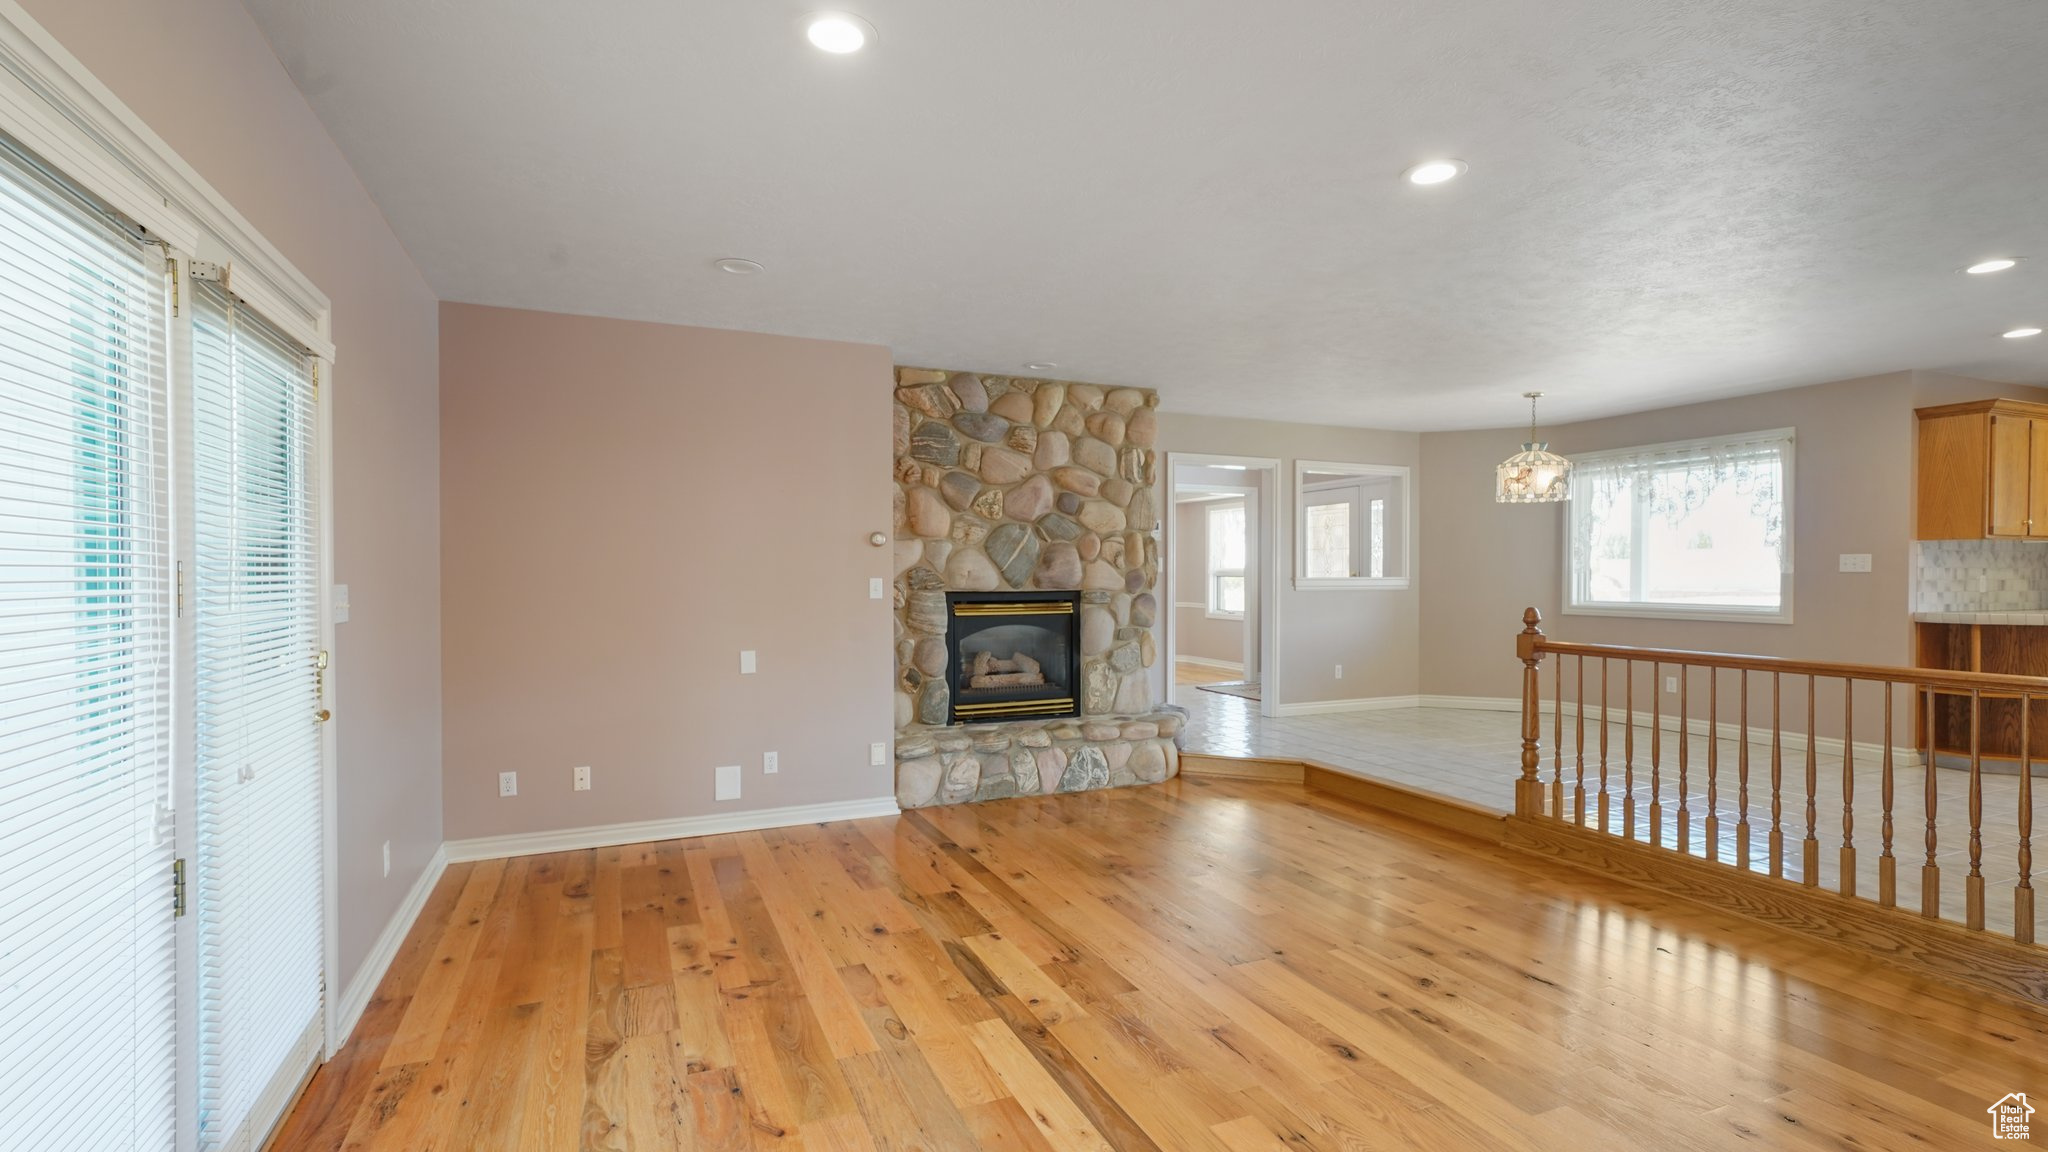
[1516,607,2040,945]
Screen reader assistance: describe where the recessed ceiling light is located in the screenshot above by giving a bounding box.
[1402,159,1468,186]
[2004,327,2043,339]
[1023,362,1057,372]
[713,257,763,275]
[805,11,875,53]
[1966,258,2021,275]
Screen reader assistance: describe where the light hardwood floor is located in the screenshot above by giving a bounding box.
[272,777,2048,1150]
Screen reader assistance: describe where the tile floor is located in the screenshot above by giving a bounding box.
[1176,685,2040,938]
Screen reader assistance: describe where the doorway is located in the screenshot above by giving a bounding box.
[1164,454,1280,716]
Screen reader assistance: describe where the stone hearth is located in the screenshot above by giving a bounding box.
[891,366,1183,808]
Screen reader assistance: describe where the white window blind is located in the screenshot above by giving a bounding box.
[0,140,175,1151]
[191,280,324,1150]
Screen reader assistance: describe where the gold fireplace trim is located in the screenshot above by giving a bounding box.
[953,602,1076,617]
[954,697,1076,718]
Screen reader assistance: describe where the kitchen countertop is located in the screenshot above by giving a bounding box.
[1912,610,2048,625]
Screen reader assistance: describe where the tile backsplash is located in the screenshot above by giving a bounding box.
[1915,539,2048,612]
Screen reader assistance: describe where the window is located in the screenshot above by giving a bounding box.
[1294,462,1409,588]
[1305,500,1351,578]
[1369,498,1385,579]
[1566,429,1794,622]
[1207,501,1245,617]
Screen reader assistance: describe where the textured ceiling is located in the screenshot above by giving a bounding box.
[239,0,2048,430]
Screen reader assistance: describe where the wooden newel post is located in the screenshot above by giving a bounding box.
[1517,607,1547,817]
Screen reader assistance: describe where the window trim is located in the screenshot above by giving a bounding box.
[1205,500,1246,620]
[1293,461,1411,590]
[1560,428,1796,625]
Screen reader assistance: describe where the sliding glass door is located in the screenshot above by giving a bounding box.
[0,140,177,1151]
[189,281,326,1150]
[0,132,328,1152]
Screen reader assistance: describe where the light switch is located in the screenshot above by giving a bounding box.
[1838,553,1872,573]
[869,577,886,600]
[332,583,350,624]
[740,650,757,674]
[715,764,742,801]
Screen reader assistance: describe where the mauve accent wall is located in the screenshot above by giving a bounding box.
[20,0,445,994]
[439,304,897,841]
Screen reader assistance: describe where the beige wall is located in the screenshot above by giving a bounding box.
[1418,371,2048,703]
[1172,500,1245,667]
[1159,414,1422,704]
[439,304,897,840]
[21,0,445,993]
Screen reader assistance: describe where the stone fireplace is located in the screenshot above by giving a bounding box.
[892,367,1183,808]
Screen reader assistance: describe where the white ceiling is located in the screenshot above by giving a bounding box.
[239,0,2048,430]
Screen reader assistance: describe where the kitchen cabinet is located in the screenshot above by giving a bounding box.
[1916,398,2048,540]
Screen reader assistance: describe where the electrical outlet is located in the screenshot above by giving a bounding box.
[1664,675,1678,694]
[1334,664,1344,680]
[382,840,391,878]
[740,650,757,674]
[1838,553,1872,573]
[869,577,885,599]
[763,751,779,774]
[499,771,518,797]
[573,765,591,791]
[715,764,742,801]
[870,741,887,766]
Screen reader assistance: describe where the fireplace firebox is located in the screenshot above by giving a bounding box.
[945,591,1082,724]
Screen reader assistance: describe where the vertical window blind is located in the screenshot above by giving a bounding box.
[0,141,175,1151]
[191,280,324,1150]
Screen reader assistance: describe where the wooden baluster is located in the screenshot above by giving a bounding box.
[1704,668,1720,864]
[2020,694,2035,945]
[1515,608,1546,818]
[1968,688,1985,931]
[1553,651,1565,819]
[1802,675,1819,887]
[1737,670,1751,871]
[1840,679,1856,899]
[1879,682,1896,909]
[1651,660,1663,848]
[1677,665,1691,855]
[1924,686,1940,919]
[1597,658,1610,833]
[1574,656,1587,826]
[1623,660,1636,841]
[1769,672,1784,879]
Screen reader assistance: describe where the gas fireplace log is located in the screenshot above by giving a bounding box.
[964,649,1047,689]
[968,671,1047,689]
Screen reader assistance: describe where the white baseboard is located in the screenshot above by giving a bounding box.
[1174,655,1245,673]
[330,841,447,1056]
[442,796,903,864]
[1271,695,1423,717]
[1413,696,1922,766]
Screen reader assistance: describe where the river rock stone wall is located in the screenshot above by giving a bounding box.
[892,366,1181,808]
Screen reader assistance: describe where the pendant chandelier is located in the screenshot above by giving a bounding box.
[1495,391,1571,503]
